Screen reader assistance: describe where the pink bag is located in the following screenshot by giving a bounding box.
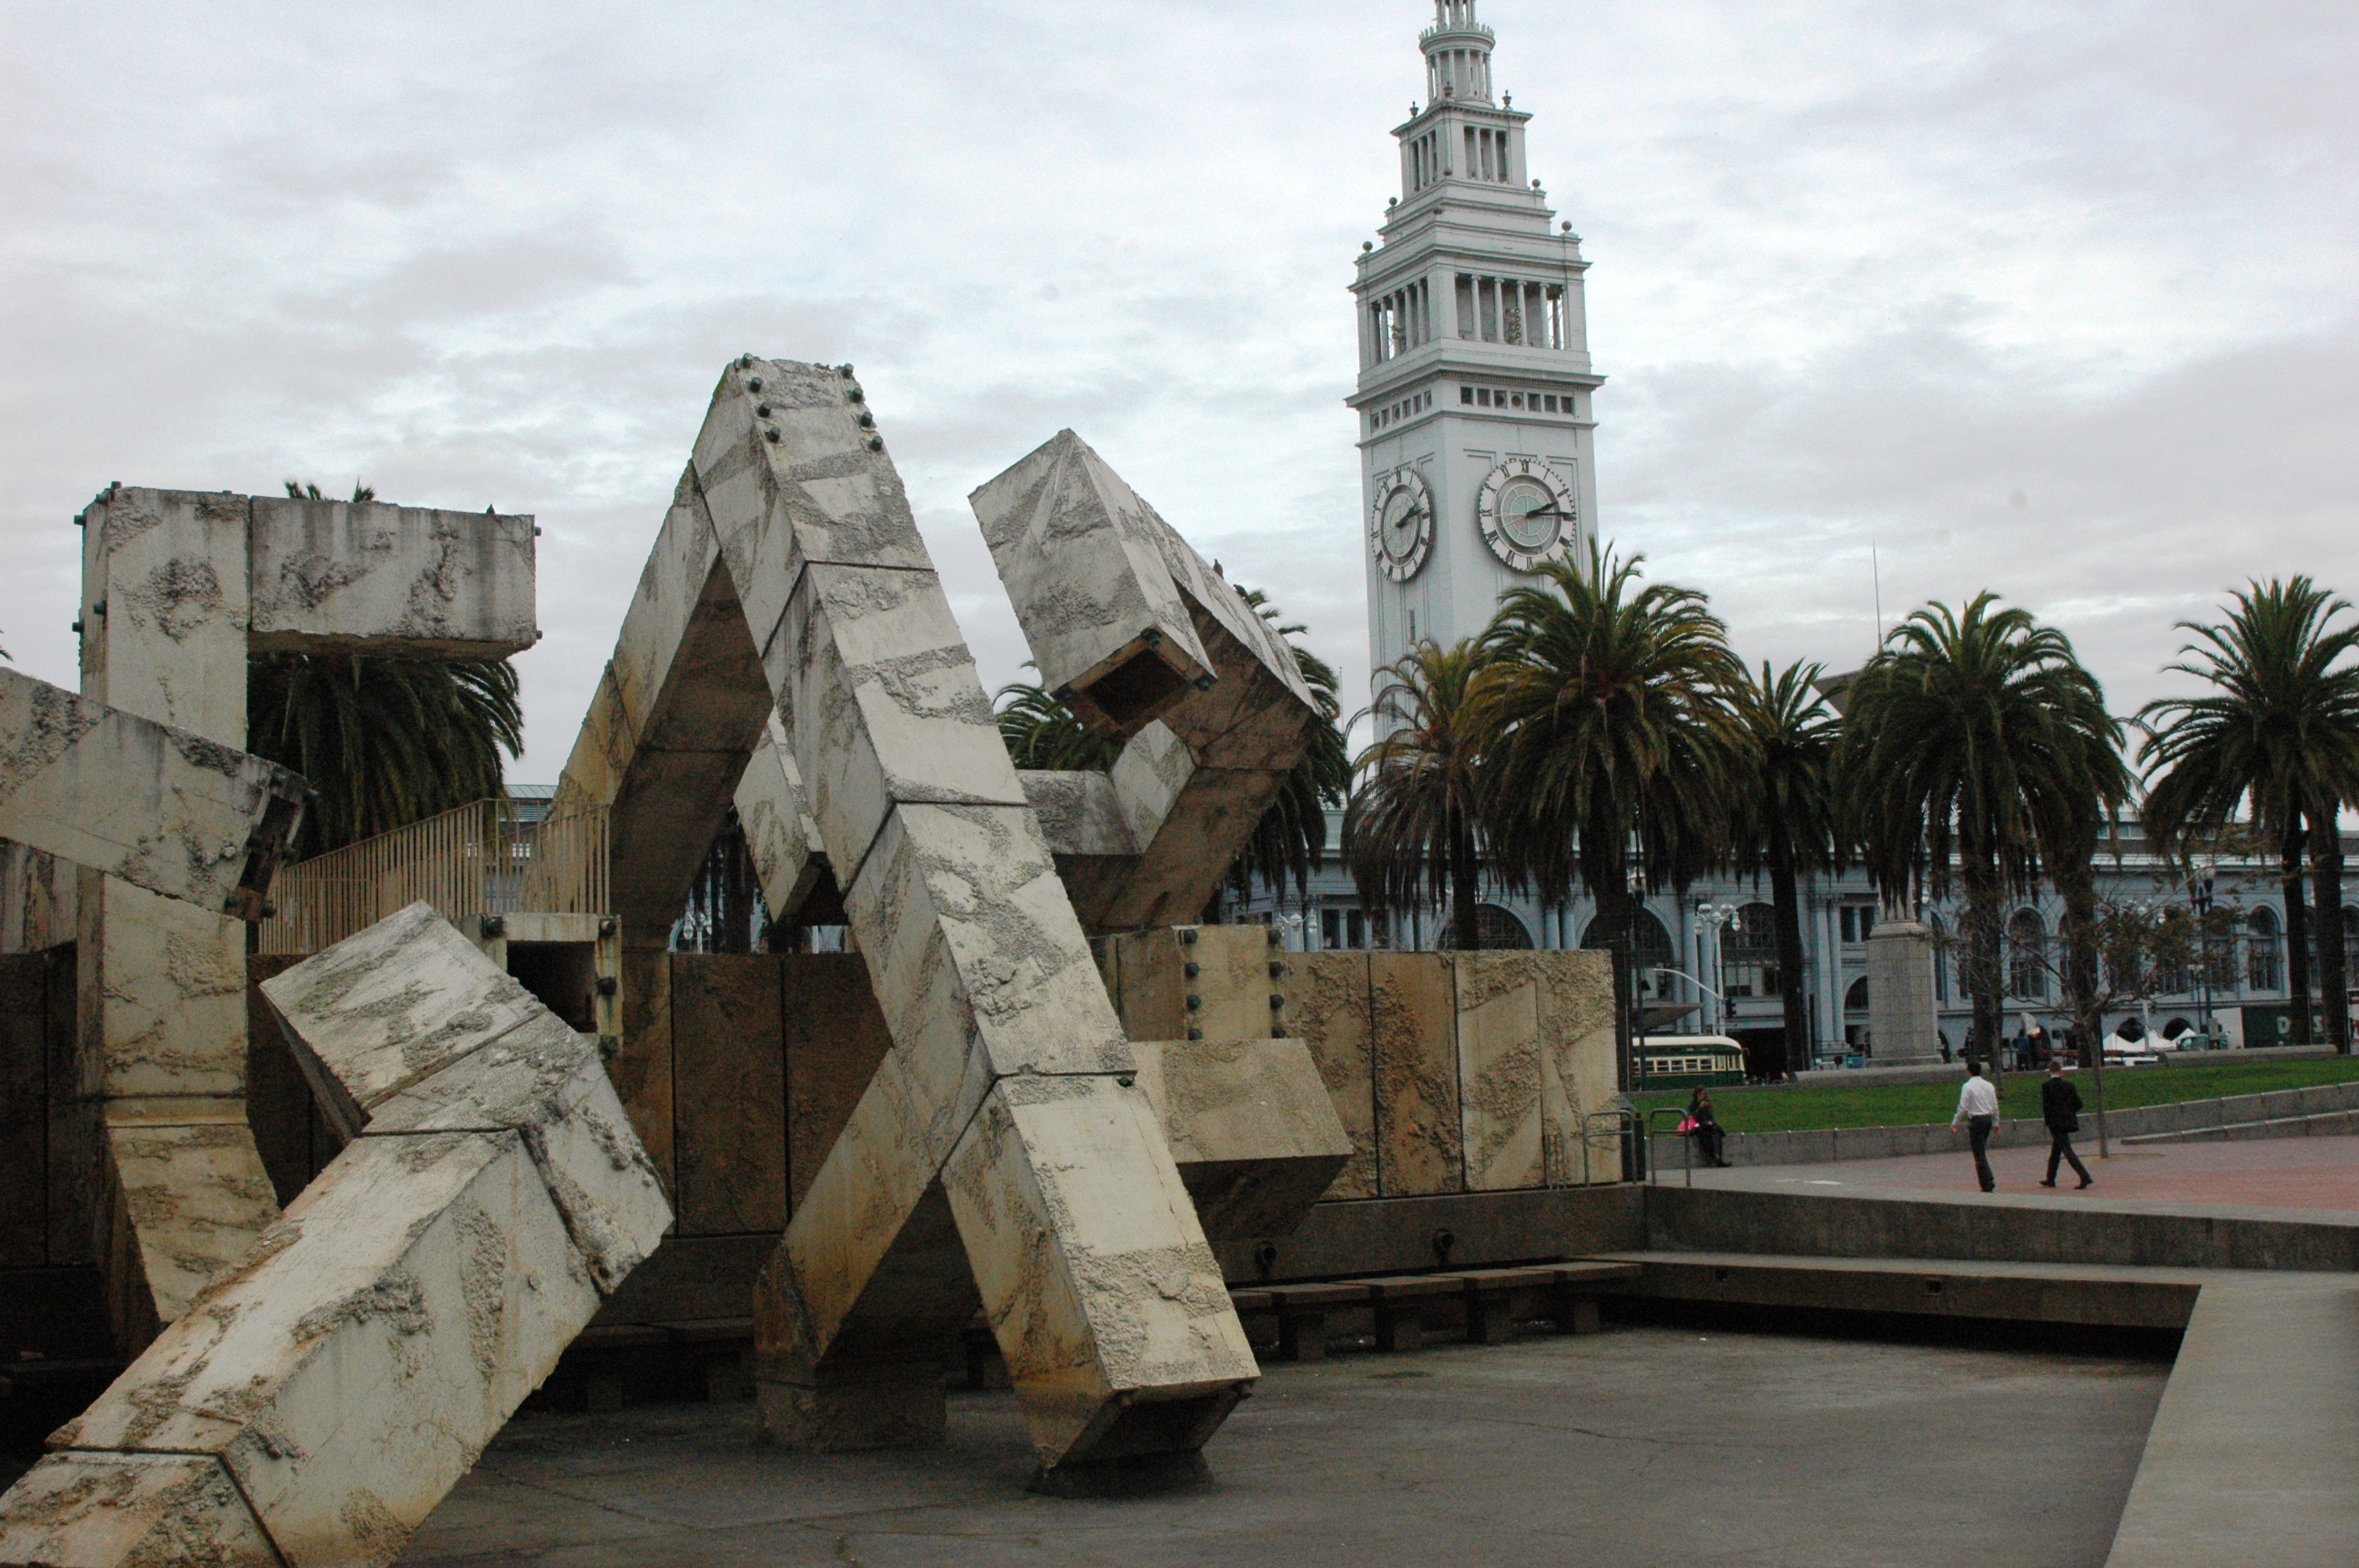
[1677,1116,1698,1135]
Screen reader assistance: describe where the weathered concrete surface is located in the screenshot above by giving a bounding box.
[735,712,831,928]
[671,956,787,1237]
[1535,952,1619,1187]
[245,495,537,658]
[67,483,536,1357]
[1453,955,1545,1192]
[553,361,1253,1484]
[395,1327,2167,1568]
[973,432,1317,934]
[2103,1273,2359,1568]
[1129,1036,1353,1244]
[262,900,672,1294]
[0,1452,283,1568]
[1370,954,1461,1196]
[1288,954,1378,1200]
[0,900,675,1568]
[0,666,305,920]
[1866,915,1940,1065]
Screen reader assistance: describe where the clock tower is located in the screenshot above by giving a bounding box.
[1353,1,1602,686]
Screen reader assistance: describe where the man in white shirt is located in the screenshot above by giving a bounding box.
[1951,1062,2001,1192]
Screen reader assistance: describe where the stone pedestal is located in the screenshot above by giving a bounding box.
[1866,916,1942,1064]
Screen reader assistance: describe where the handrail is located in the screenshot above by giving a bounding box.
[257,798,609,955]
[1579,1105,1637,1186]
[1644,1105,1695,1189]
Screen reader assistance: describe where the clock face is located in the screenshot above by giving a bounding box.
[1476,458,1579,572]
[1369,466,1434,582]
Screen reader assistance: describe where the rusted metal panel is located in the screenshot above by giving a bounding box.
[783,953,892,1214]
[671,954,787,1236]
[612,948,676,1197]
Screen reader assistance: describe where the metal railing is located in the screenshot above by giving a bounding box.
[1579,1104,1638,1187]
[258,799,609,955]
[1645,1105,1696,1189]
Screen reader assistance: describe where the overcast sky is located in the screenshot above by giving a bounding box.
[5,0,2354,784]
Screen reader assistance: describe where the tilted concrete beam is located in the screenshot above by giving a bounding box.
[1129,1036,1353,1245]
[972,432,1318,932]
[65,485,535,1353]
[0,900,670,1568]
[0,666,305,920]
[554,359,1254,1490]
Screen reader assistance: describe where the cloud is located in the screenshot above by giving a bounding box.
[2,0,2354,790]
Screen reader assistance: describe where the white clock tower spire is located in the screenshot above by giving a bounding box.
[1353,0,1601,686]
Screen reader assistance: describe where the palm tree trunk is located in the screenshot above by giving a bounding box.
[1450,807,1481,953]
[1768,828,1808,1080]
[2056,856,2110,1155]
[2310,800,2350,1054]
[2283,813,2315,1046]
[1593,867,1634,1092]
[1959,852,2005,1065]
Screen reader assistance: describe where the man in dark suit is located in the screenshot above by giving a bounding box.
[2038,1060,2094,1189]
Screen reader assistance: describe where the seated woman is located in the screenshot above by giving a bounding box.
[1685,1087,1731,1168]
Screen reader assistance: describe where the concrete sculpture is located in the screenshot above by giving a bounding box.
[550,360,1293,1491]
[970,430,1319,934]
[0,665,304,921]
[71,487,535,1349]
[0,900,670,1568]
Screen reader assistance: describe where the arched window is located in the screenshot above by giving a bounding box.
[1582,909,1674,995]
[2116,1016,2146,1041]
[1844,976,1870,1012]
[2007,909,2048,1000]
[2247,906,2282,992]
[1471,903,1532,950]
[2162,1016,2194,1040]
[1721,902,1780,996]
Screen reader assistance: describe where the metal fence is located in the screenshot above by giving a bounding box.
[258,798,609,956]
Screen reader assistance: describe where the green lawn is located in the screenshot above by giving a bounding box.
[1628,1055,2359,1134]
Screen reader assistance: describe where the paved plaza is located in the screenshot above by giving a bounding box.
[1681,1131,2359,1214]
[397,1323,2166,1568]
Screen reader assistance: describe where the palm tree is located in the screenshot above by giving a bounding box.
[1837,593,2116,1064]
[2139,579,2359,1054]
[995,669,1120,771]
[1343,639,1495,953]
[248,653,522,858]
[1729,661,1845,1078]
[1473,544,1752,1085]
[1223,594,1350,910]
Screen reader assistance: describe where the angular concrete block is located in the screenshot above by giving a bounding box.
[737,712,831,926]
[772,564,1026,886]
[1536,952,1619,1186]
[55,1129,601,1568]
[260,900,543,1135]
[74,878,249,1102]
[0,667,305,919]
[1455,955,1547,1192]
[1372,953,1462,1196]
[1290,953,1377,1200]
[365,1010,673,1295]
[841,804,1131,1163]
[98,1115,280,1343]
[247,495,537,657]
[1128,1036,1351,1243]
[941,1073,1256,1472]
[80,488,250,739]
[969,430,1215,735]
[0,1451,282,1568]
